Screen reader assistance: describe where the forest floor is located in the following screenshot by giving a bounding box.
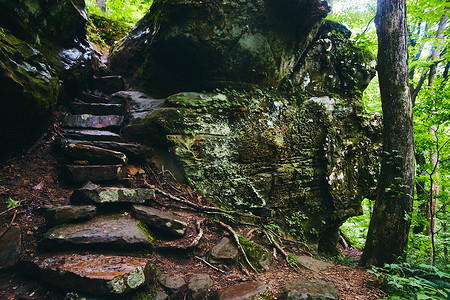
[0,107,388,299]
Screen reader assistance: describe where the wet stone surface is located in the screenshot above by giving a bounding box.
[29,253,152,295]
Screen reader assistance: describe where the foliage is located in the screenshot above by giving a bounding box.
[6,197,19,208]
[340,198,374,249]
[369,262,450,299]
[85,0,152,23]
[85,0,152,49]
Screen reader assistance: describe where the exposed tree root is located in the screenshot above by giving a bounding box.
[195,256,227,274]
[215,220,259,274]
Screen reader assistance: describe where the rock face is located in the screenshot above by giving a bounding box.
[124,88,381,253]
[109,0,331,96]
[0,28,60,155]
[0,0,96,157]
[29,254,152,295]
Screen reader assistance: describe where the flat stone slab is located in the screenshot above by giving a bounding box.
[29,254,152,295]
[209,237,238,264]
[214,281,273,300]
[71,182,155,204]
[111,91,164,111]
[62,143,128,165]
[63,114,124,130]
[282,278,339,300]
[70,102,125,115]
[159,274,187,298]
[0,226,21,270]
[41,214,152,249]
[188,274,213,300]
[42,205,97,226]
[62,129,122,142]
[64,139,152,161]
[79,91,110,103]
[67,164,127,182]
[92,75,125,94]
[295,255,333,272]
[132,206,187,236]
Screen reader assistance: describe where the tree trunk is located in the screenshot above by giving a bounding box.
[360,0,414,267]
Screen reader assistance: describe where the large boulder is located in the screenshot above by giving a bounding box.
[123,88,381,254]
[0,0,98,157]
[109,0,331,97]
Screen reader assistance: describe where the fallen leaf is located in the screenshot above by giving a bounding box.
[32,181,44,190]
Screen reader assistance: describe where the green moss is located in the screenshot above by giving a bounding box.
[137,221,154,244]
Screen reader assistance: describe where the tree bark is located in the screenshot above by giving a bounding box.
[360,0,415,267]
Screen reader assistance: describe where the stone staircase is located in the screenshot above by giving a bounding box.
[20,75,340,299]
[25,75,191,298]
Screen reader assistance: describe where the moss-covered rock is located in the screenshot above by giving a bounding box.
[0,27,59,155]
[123,88,382,254]
[0,0,98,157]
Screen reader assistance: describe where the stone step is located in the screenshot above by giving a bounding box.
[71,182,155,205]
[27,253,152,295]
[132,205,188,237]
[79,91,110,103]
[70,102,126,116]
[61,129,122,142]
[282,278,339,300]
[61,143,128,165]
[42,205,97,226]
[64,139,152,161]
[214,281,273,300]
[66,164,127,182]
[41,214,153,250]
[63,114,124,131]
[92,75,125,94]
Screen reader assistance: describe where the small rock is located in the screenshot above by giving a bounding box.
[213,281,273,300]
[209,237,238,264]
[295,255,333,272]
[188,274,213,300]
[159,274,186,298]
[29,254,152,295]
[132,205,187,236]
[71,182,155,204]
[0,226,21,270]
[42,205,97,226]
[281,278,339,300]
[41,214,152,250]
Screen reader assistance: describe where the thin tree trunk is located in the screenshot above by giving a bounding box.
[425,15,447,236]
[360,0,414,267]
